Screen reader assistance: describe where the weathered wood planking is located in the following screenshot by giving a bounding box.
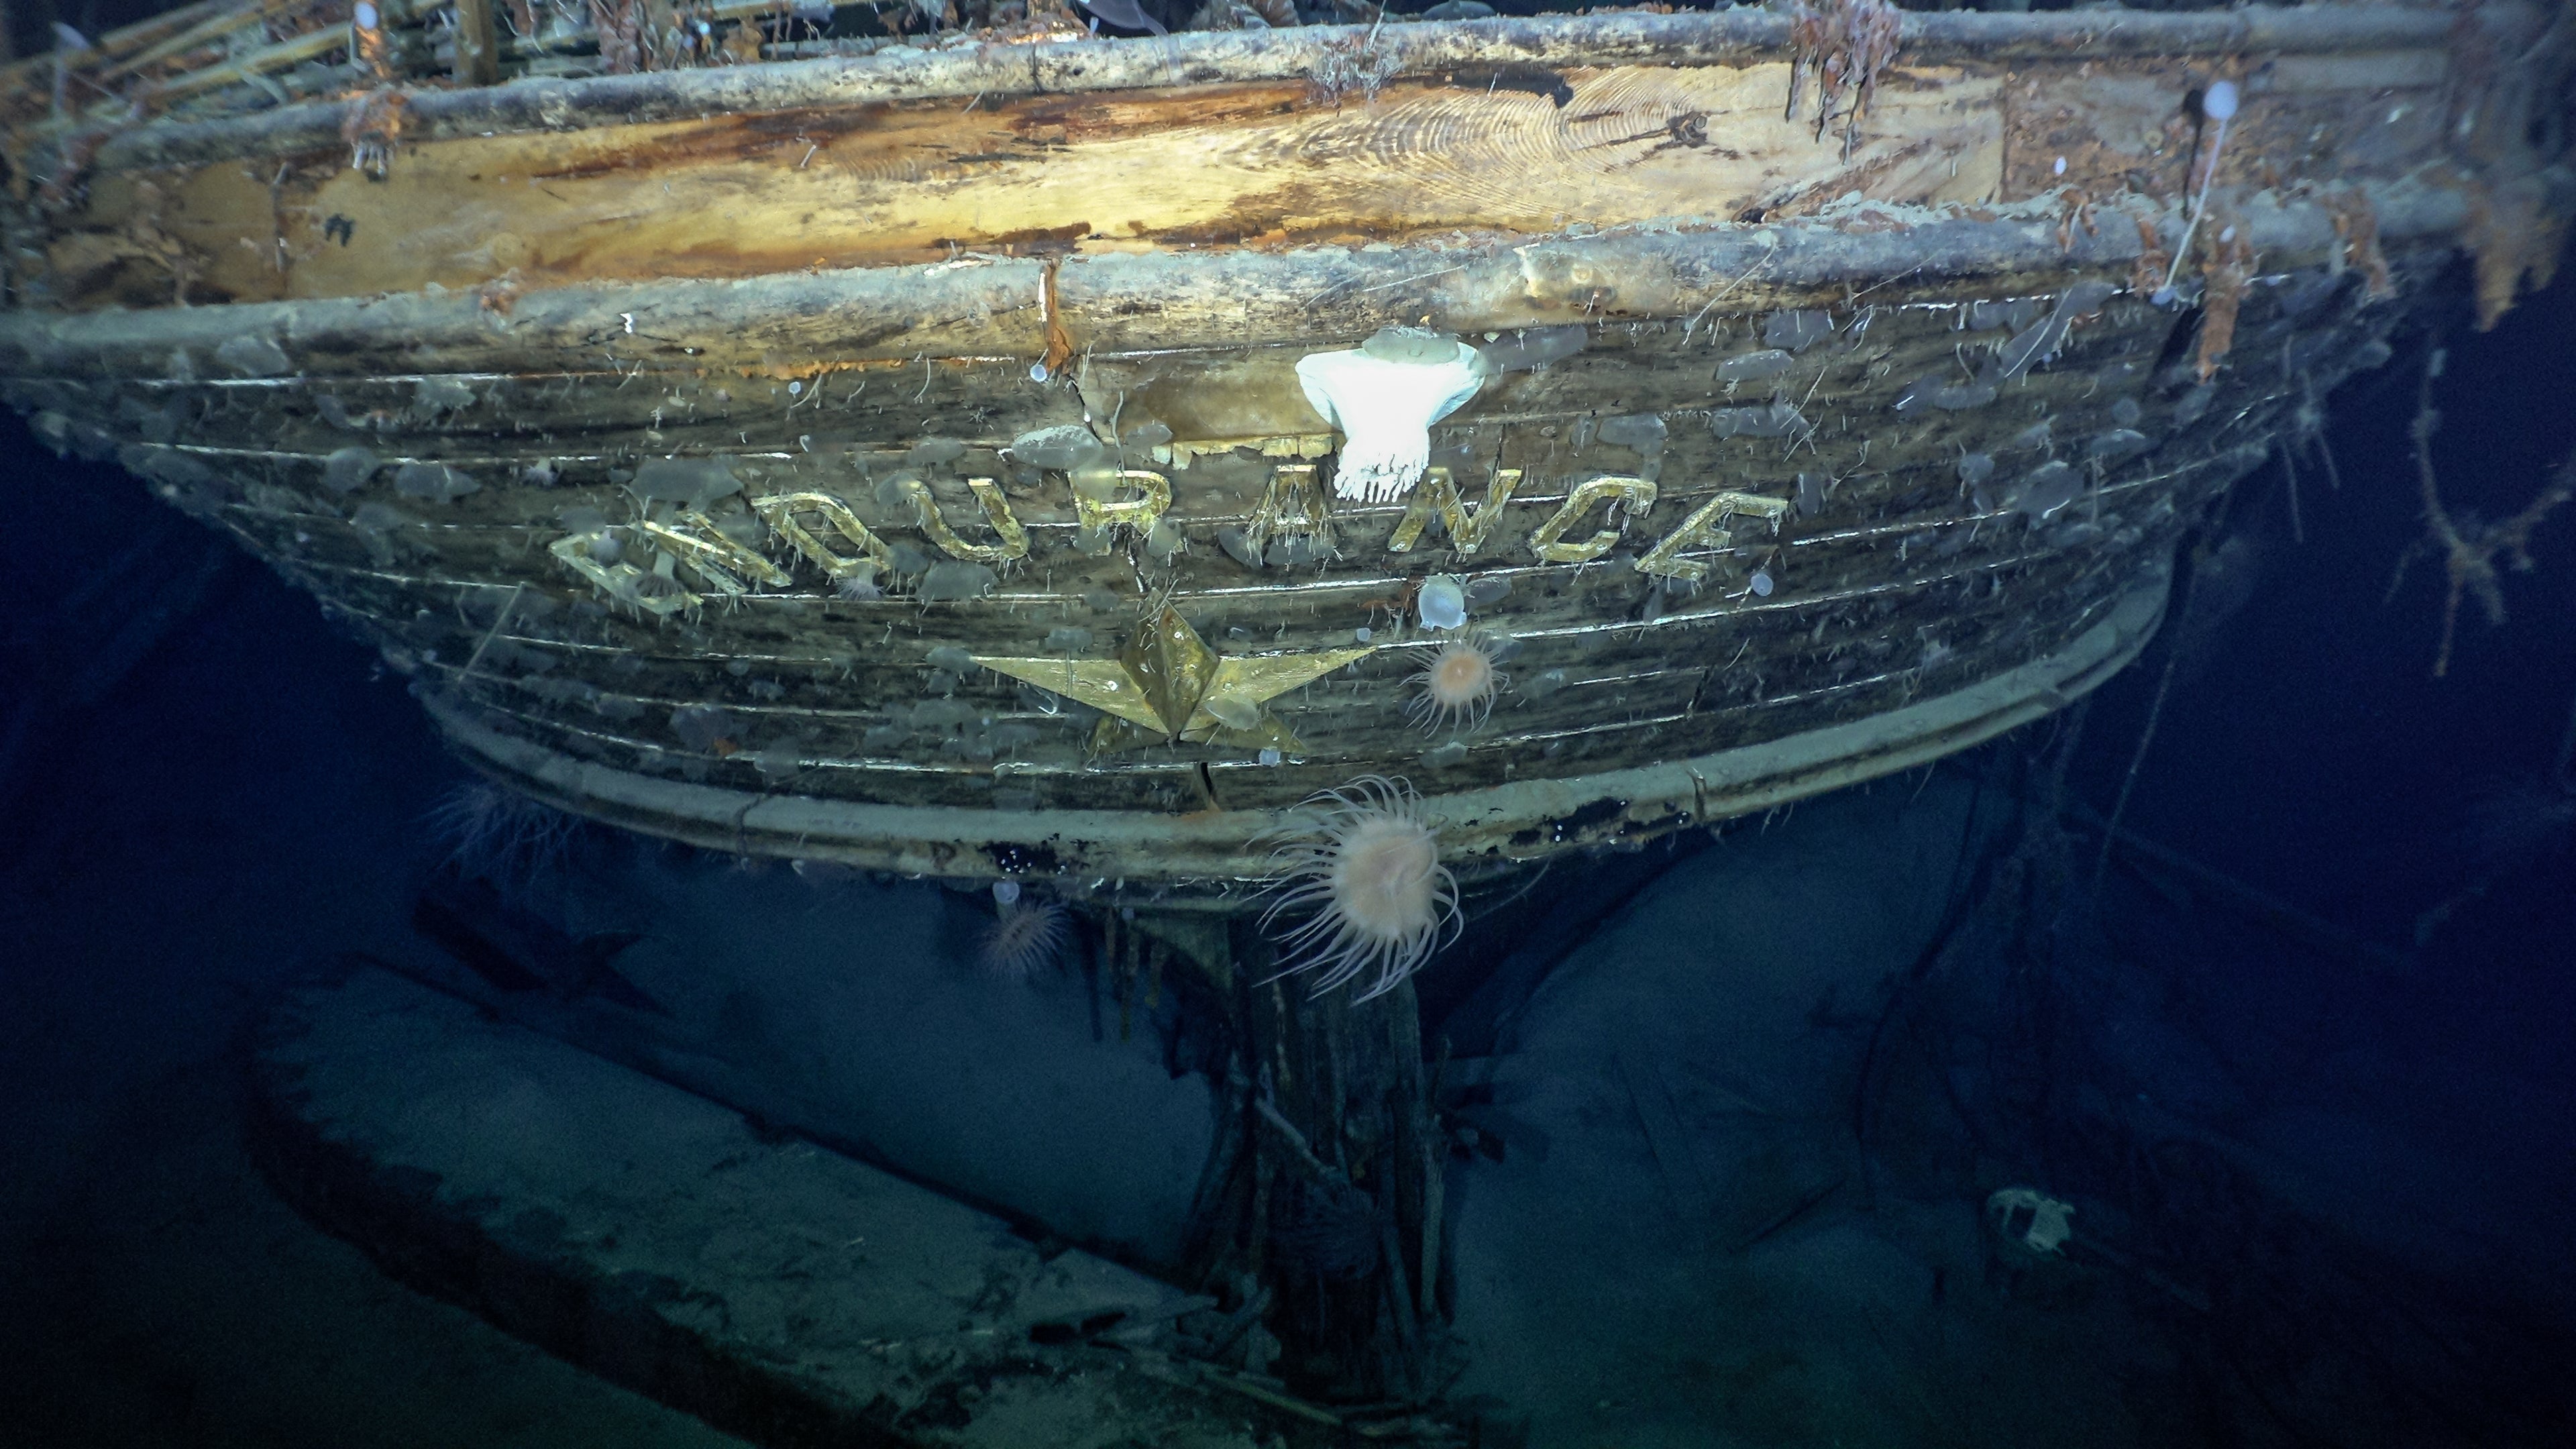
[23,250,2402,843]
[43,22,2448,315]
[0,176,2461,384]
[7,1,2542,885]
[25,7,2469,166]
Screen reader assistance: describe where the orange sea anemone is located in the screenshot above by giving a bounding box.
[1260,776,1460,1001]
[1407,634,1508,734]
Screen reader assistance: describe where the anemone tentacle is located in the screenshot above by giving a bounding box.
[980,898,1069,978]
[1256,775,1460,1001]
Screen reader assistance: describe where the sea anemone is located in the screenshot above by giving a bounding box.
[423,779,576,888]
[1407,635,1507,734]
[1260,776,1460,1000]
[979,880,1069,978]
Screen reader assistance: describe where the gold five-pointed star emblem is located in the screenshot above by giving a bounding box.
[974,606,1373,754]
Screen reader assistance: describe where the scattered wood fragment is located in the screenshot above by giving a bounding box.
[1785,0,1898,162]
[2192,203,2253,382]
[2327,183,2393,300]
[2461,174,2566,331]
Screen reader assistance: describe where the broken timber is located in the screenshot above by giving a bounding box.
[249,959,1340,1448]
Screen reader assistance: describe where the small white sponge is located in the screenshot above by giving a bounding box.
[1296,337,1487,503]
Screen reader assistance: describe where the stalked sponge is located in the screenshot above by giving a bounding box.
[1296,328,1487,504]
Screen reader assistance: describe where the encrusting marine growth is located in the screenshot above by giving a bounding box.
[1260,776,1460,1001]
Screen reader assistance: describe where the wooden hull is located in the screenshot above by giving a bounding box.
[4,7,2565,897]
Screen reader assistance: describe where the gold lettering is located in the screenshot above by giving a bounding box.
[1071,469,1173,541]
[1389,467,1525,556]
[1244,463,1335,560]
[905,476,1028,564]
[633,511,794,596]
[752,491,893,586]
[1635,491,1791,583]
[547,534,696,616]
[1527,475,1656,564]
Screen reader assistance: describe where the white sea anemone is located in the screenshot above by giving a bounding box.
[980,894,1069,979]
[423,779,576,889]
[1261,777,1460,1000]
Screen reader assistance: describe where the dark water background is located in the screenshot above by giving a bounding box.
[0,256,2569,1444]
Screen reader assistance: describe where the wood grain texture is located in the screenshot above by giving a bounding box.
[58,61,2003,308]
[49,7,2471,173]
[32,5,2473,317]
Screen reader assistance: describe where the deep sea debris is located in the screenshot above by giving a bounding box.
[981,880,1070,979]
[424,780,578,889]
[1260,776,1460,1002]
